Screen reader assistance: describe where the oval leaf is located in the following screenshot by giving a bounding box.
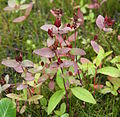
[13,16,26,23]
[33,48,55,58]
[97,67,120,77]
[48,90,65,115]
[71,87,96,104]
[21,60,34,67]
[70,48,86,56]
[0,98,16,117]
[2,59,19,68]
[96,15,104,29]
[91,40,99,54]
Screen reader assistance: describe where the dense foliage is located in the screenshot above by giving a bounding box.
[0,0,120,117]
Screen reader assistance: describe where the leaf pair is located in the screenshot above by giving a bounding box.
[47,87,96,115]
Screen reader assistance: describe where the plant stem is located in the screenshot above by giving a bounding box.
[93,68,97,96]
[61,68,69,113]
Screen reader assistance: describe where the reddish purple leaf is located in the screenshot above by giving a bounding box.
[24,72,34,81]
[47,38,55,47]
[13,16,26,23]
[25,2,33,17]
[73,62,79,75]
[103,27,112,32]
[59,27,71,34]
[96,15,104,29]
[80,58,91,64]
[14,65,23,73]
[40,24,58,33]
[17,84,28,90]
[60,60,73,68]
[2,59,19,68]
[4,6,14,11]
[33,48,55,58]
[87,3,100,9]
[77,8,84,25]
[50,62,59,68]
[68,32,78,42]
[70,48,86,56]
[55,34,64,44]
[21,60,34,68]
[38,74,49,83]
[48,80,55,90]
[91,40,99,53]
[57,47,71,55]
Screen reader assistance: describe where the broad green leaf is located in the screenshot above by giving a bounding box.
[97,67,120,77]
[0,98,16,117]
[48,90,65,115]
[71,87,96,104]
[60,103,66,114]
[27,95,43,102]
[56,70,64,89]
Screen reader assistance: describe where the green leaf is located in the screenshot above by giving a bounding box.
[0,98,16,117]
[71,87,96,104]
[116,64,120,71]
[108,77,120,88]
[111,56,120,63]
[54,110,61,116]
[97,67,120,77]
[40,97,47,106]
[48,90,65,115]
[104,51,112,58]
[95,47,104,67]
[60,103,66,114]
[106,81,112,88]
[101,88,111,94]
[61,113,69,117]
[56,70,64,89]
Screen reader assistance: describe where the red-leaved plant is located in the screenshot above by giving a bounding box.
[1,6,120,116]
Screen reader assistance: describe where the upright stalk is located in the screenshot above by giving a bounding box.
[61,68,69,113]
